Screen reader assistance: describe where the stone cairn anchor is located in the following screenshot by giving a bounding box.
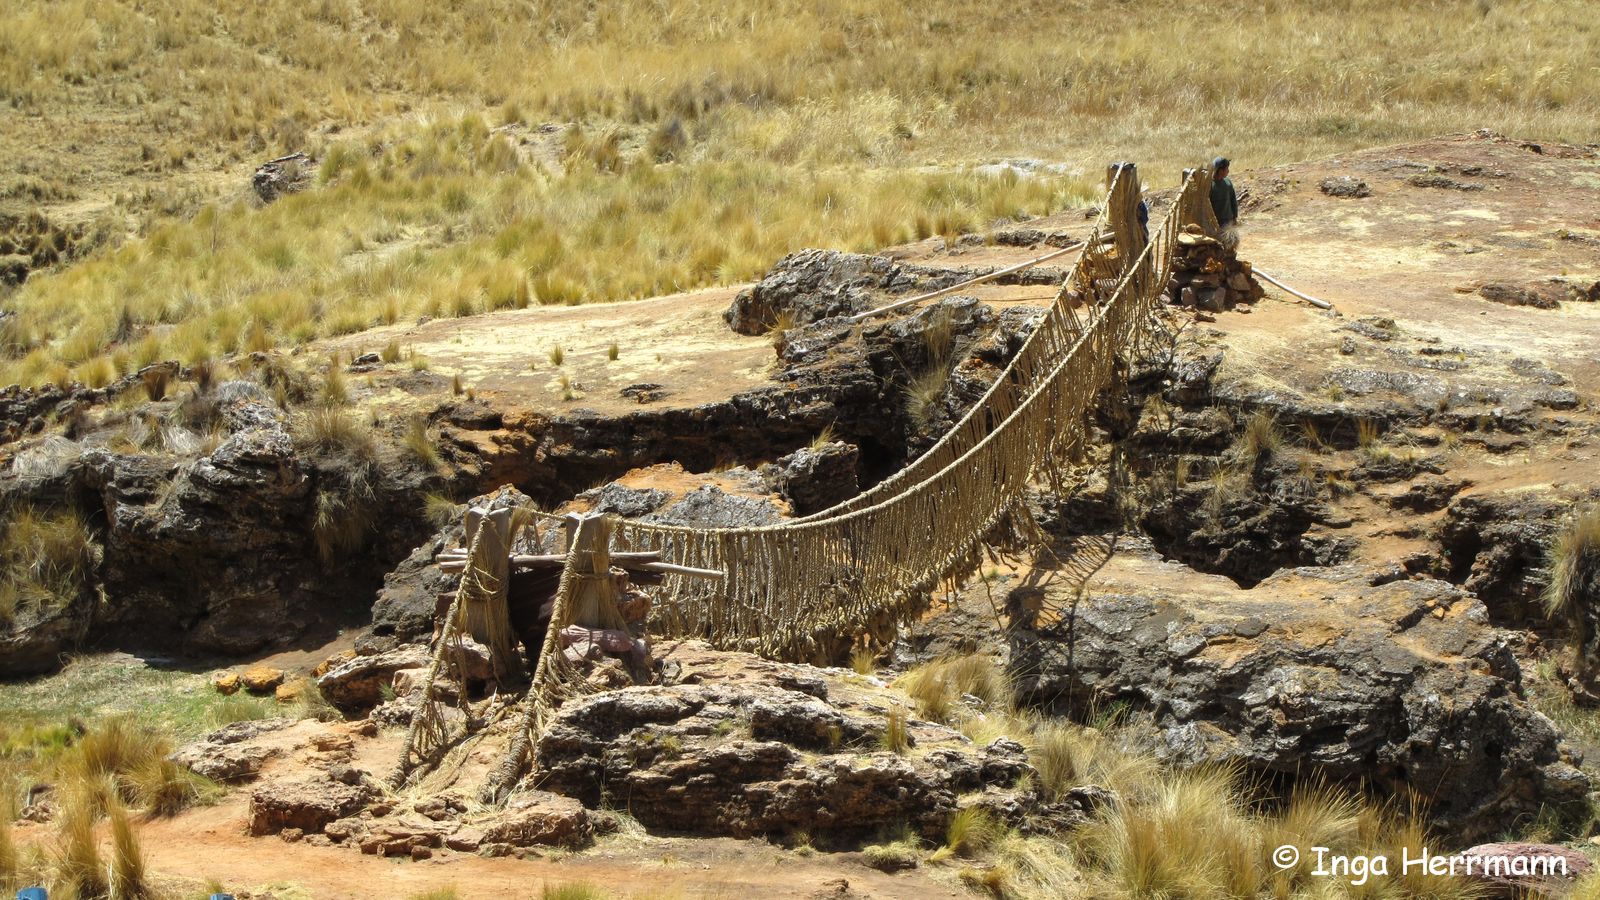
[395,502,724,794]
[433,510,723,685]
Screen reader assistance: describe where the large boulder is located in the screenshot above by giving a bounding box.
[535,643,1037,840]
[248,772,376,836]
[480,791,595,849]
[317,645,432,711]
[1010,543,1590,840]
[170,718,296,783]
[761,441,860,516]
[1455,842,1593,898]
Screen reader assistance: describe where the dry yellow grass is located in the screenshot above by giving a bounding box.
[1,0,1596,389]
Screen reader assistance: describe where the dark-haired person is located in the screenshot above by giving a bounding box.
[1210,156,1239,248]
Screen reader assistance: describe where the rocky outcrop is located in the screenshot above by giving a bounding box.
[0,384,439,671]
[723,248,1061,336]
[760,440,860,515]
[1440,491,1598,626]
[535,643,1045,840]
[249,773,376,836]
[1319,176,1372,198]
[1456,842,1593,899]
[170,718,296,783]
[1011,548,1590,840]
[1479,281,1564,310]
[252,153,314,203]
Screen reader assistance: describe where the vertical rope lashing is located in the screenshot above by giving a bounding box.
[480,533,583,804]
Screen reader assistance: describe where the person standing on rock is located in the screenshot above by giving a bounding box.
[1210,156,1240,249]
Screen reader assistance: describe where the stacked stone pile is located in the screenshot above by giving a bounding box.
[1166,225,1265,312]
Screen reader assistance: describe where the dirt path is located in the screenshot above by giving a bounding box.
[127,796,964,900]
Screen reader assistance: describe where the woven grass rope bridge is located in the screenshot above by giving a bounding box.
[394,162,1222,801]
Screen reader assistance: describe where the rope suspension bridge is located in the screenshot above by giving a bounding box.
[394,162,1226,800]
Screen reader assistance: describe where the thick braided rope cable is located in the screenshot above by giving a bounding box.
[786,167,1129,524]
[392,516,494,786]
[611,172,1205,658]
[485,174,1205,792]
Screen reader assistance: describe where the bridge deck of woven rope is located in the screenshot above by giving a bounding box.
[392,161,1227,802]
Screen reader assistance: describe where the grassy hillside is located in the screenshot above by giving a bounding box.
[1,0,1597,387]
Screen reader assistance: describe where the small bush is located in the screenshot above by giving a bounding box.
[381,340,403,364]
[549,345,565,366]
[606,342,619,361]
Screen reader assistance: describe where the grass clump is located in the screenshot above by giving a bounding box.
[53,782,108,899]
[312,473,377,565]
[1547,507,1600,688]
[880,708,910,754]
[942,807,1005,858]
[320,365,349,405]
[898,654,1012,724]
[549,345,565,366]
[402,415,441,470]
[55,717,215,817]
[140,366,171,401]
[862,829,922,872]
[1546,506,1600,634]
[0,503,97,627]
[1233,410,1281,466]
[904,366,951,427]
[293,407,377,462]
[849,646,876,675]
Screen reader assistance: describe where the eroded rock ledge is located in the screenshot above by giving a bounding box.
[1011,544,1589,840]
